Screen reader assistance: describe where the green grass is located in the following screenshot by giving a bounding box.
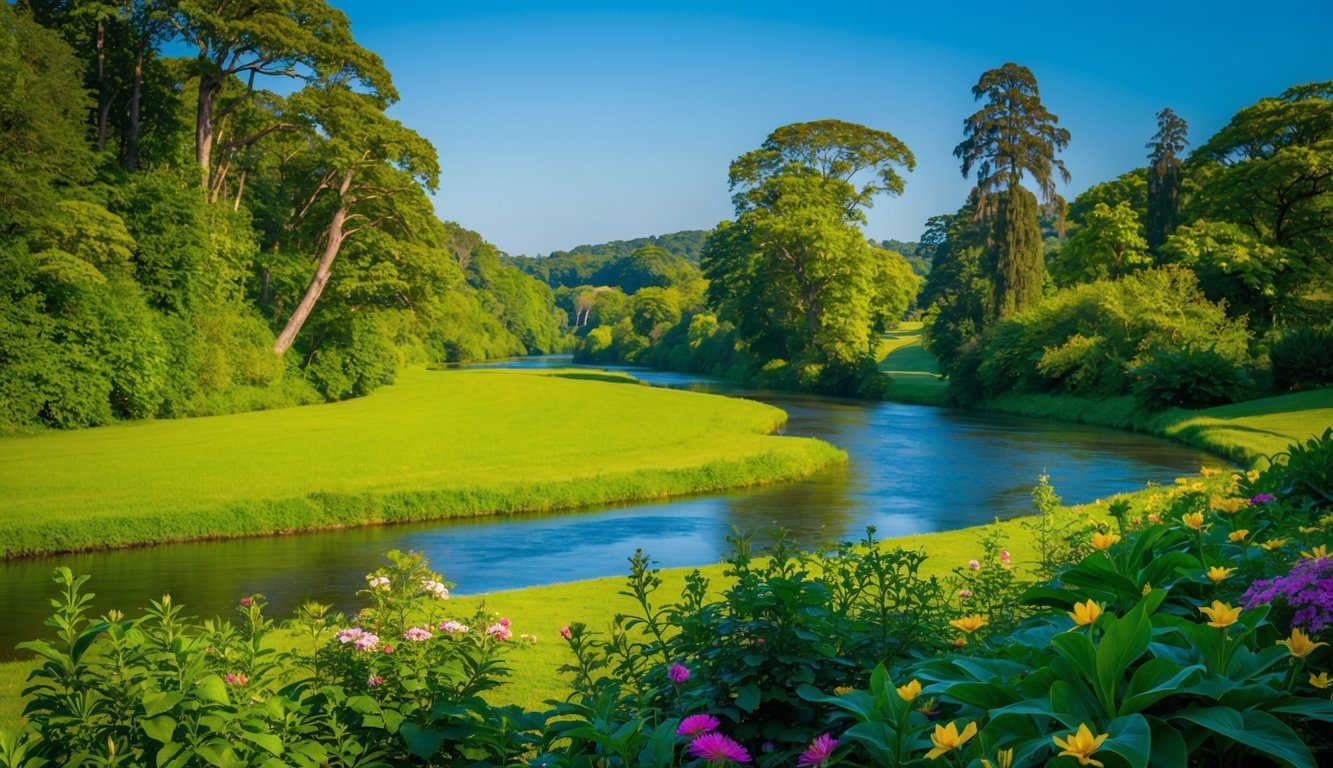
[0,367,844,558]
[876,322,948,405]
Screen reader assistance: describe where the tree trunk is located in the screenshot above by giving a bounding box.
[233,169,247,211]
[95,21,108,150]
[196,75,220,186]
[273,171,356,355]
[125,42,144,172]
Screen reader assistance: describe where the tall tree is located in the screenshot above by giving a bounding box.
[955,63,1070,321]
[271,85,438,355]
[165,0,393,188]
[1146,107,1189,254]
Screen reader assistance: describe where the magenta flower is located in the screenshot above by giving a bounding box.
[382,644,394,654]
[224,673,248,686]
[1250,493,1277,504]
[560,625,572,640]
[688,733,751,765]
[798,733,838,768]
[486,623,512,641]
[240,597,252,607]
[367,674,382,687]
[669,662,690,684]
[677,714,721,737]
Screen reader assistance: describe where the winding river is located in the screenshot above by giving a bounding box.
[0,360,1225,658]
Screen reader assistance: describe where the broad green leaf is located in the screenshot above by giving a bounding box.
[944,682,1019,710]
[1146,716,1188,768]
[398,723,445,760]
[1120,659,1203,715]
[1100,714,1151,768]
[193,676,230,706]
[142,691,185,718]
[141,715,176,743]
[1172,707,1315,768]
[1050,680,1099,726]
[735,683,761,713]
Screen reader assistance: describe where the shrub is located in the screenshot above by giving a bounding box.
[1270,325,1333,391]
[1130,343,1253,410]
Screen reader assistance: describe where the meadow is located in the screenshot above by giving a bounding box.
[0,367,844,558]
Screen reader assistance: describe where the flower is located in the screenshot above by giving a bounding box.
[798,733,838,768]
[1250,493,1277,504]
[403,627,432,642]
[1181,512,1206,532]
[1200,466,1220,477]
[1301,526,1321,534]
[1000,550,1011,570]
[560,626,572,640]
[240,597,252,607]
[1053,723,1109,767]
[967,559,981,571]
[1229,529,1250,543]
[420,579,450,600]
[366,575,390,591]
[677,714,720,737]
[485,623,512,641]
[1148,513,1161,524]
[381,644,394,654]
[1206,566,1237,584]
[1210,497,1246,515]
[224,673,248,686]
[833,686,854,695]
[1311,671,1333,689]
[950,614,988,634]
[336,627,364,644]
[1277,627,1328,659]
[1243,557,1333,632]
[1302,544,1329,561]
[669,662,690,684]
[367,674,382,686]
[1199,600,1242,628]
[499,617,510,628]
[1261,538,1289,552]
[1090,532,1121,551]
[1068,599,1102,628]
[958,589,973,599]
[353,631,380,651]
[688,732,751,765]
[896,679,922,702]
[989,748,1014,768]
[439,620,469,634]
[925,720,976,760]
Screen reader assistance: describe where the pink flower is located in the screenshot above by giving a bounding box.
[677,714,721,736]
[499,617,511,628]
[336,627,364,644]
[382,644,394,654]
[240,597,252,607]
[367,674,382,687]
[403,627,432,642]
[1148,513,1161,524]
[485,623,512,641]
[688,733,751,765]
[959,589,973,599]
[1000,550,1010,562]
[353,632,379,652]
[560,626,572,640]
[420,579,450,600]
[366,575,391,591]
[798,733,838,768]
[669,662,690,684]
[439,620,469,634]
[967,559,981,571]
[224,673,248,686]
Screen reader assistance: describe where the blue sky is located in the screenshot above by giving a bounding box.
[334,1,1332,256]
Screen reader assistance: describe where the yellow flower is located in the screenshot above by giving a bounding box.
[1068,599,1103,628]
[833,686,854,696]
[1200,465,1220,477]
[1300,526,1320,534]
[1090,532,1121,551]
[1228,529,1250,543]
[1302,544,1329,560]
[897,679,922,702]
[1209,497,1245,515]
[1277,628,1328,659]
[1311,672,1333,690]
[1206,566,1237,584]
[1141,583,1152,596]
[1181,511,1206,531]
[1054,723,1109,767]
[1261,538,1289,552]
[1246,469,1260,482]
[925,720,977,760]
[950,614,989,634]
[1199,600,1242,628]
[995,748,1013,768]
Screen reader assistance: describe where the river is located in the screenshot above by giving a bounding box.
[0,360,1224,658]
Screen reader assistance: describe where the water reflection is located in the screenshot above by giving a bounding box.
[0,360,1226,658]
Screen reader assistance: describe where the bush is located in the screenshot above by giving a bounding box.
[1270,325,1333,391]
[1130,343,1253,410]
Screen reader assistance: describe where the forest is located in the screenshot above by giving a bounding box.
[0,1,564,431]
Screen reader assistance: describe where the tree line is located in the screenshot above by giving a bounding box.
[1,2,565,430]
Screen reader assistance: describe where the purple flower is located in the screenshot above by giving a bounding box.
[669,662,690,684]
[798,733,838,768]
[677,714,721,737]
[1242,557,1333,633]
[688,733,751,765]
[367,674,382,686]
[1249,493,1277,504]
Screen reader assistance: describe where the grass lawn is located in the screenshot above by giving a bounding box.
[877,322,948,405]
[0,367,844,558]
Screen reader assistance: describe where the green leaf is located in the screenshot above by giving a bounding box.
[1269,696,1333,723]
[1146,716,1188,768]
[1096,590,1164,715]
[1100,714,1151,768]
[1120,659,1203,715]
[240,724,283,756]
[943,682,1019,710]
[1049,680,1098,726]
[1172,707,1315,768]
[398,723,446,760]
[71,622,110,664]
[193,676,230,706]
[1051,630,1097,684]
[735,683,761,713]
[142,691,185,718]
[141,715,176,743]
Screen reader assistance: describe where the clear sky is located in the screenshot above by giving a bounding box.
[332,0,1332,256]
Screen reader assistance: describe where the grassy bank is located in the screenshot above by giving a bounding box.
[876,322,948,405]
[0,367,844,558]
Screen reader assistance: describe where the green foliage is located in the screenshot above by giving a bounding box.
[1054,201,1151,285]
[1270,325,1333,391]
[1266,427,1333,508]
[1130,344,1254,410]
[1067,170,1149,229]
[1161,219,1291,322]
[1146,108,1189,253]
[967,267,1252,401]
[987,185,1045,320]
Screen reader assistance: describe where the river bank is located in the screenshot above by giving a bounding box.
[0,367,844,559]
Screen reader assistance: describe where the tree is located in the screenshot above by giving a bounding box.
[1053,201,1150,284]
[271,85,438,355]
[955,63,1070,321]
[1146,108,1189,253]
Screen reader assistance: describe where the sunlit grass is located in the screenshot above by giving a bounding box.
[877,322,948,405]
[0,367,844,557]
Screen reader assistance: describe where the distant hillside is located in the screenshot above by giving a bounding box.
[505,230,709,288]
[875,239,929,277]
